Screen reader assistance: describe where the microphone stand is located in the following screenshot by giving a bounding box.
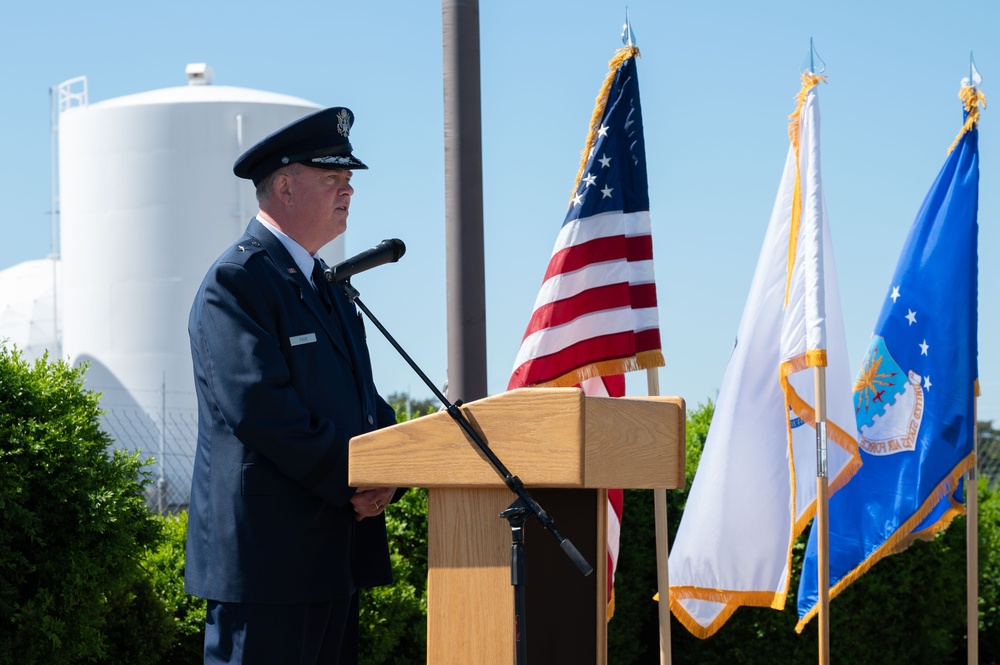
[332,276,594,664]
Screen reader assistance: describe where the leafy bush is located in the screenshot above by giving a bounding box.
[386,391,441,420]
[98,573,174,664]
[360,487,428,665]
[973,477,1000,659]
[142,511,207,665]
[356,394,433,664]
[0,345,162,664]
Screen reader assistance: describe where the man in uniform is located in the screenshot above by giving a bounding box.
[186,107,400,664]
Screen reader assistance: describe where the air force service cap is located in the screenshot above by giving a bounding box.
[233,107,368,186]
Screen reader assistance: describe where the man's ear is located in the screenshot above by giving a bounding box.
[274,167,296,205]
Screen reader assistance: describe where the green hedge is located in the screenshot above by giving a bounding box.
[360,487,428,665]
[0,345,162,664]
[359,395,431,663]
[141,512,207,665]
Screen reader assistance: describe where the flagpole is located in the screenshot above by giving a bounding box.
[442,0,487,403]
[814,366,830,665]
[967,393,979,665]
[649,367,673,665]
[963,57,981,663]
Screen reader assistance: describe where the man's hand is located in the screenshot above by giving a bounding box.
[350,487,397,521]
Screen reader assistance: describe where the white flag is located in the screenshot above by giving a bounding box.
[667,75,860,637]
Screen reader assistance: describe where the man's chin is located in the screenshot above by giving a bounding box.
[330,220,348,240]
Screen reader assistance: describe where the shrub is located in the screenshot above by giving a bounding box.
[143,511,207,665]
[360,487,428,665]
[357,394,433,664]
[97,573,174,665]
[0,345,162,664]
[974,477,1000,660]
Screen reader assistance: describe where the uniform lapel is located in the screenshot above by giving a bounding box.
[244,219,351,362]
[316,261,382,434]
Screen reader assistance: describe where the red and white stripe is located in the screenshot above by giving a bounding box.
[508,211,659,389]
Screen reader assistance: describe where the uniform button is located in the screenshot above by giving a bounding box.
[367,414,374,425]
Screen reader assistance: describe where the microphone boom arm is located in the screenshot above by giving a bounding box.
[338,279,594,577]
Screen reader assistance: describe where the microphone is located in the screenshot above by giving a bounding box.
[325,238,406,283]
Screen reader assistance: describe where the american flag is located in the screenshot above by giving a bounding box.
[507,45,663,617]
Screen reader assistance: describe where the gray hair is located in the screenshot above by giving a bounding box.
[255,163,300,203]
[254,170,279,203]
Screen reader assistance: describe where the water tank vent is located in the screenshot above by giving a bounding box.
[185,63,214,86]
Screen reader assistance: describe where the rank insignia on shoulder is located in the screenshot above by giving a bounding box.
[238,245,247,252]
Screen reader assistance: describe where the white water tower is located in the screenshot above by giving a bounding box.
[57,65,338,510]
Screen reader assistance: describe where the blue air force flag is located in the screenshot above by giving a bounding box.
[797,86,982,629]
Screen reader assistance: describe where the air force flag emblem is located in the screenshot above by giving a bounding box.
[853,335,924,456]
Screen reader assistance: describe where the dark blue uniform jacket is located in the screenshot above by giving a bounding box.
[186,217,398,603]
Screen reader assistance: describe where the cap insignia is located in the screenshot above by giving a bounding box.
[336,109,352,137]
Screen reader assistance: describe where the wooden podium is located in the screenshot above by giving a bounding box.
[349,387,685,664]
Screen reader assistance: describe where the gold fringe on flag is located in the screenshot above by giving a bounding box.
[947,85,986,154]
[785,72,826,307]
[666,586,787,640]
[794,451,977,633]
[536,349,665,389]
[568,45,641,207]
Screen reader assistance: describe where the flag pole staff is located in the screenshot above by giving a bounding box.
[968,389,979,664]
[648,366,673,665]
[814,366,830,665]
[623,10,670,661]
[962,54,981,664]
[804,37,830,664]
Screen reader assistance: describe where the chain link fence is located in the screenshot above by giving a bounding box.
[102,405,198,515]
[978,420,1000,489]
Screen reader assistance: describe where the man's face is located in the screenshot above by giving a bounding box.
[287,165,354,248]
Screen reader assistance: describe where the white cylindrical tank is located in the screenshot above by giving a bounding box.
[0,258,61,362]
[57,66,339,509]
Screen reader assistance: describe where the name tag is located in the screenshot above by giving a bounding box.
[289,333,317,346]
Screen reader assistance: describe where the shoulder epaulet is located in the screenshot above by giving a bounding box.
[221,238,265,266]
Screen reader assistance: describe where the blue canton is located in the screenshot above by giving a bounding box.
[564,56,649,226]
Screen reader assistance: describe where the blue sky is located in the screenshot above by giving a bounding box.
[2,1,998,422]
